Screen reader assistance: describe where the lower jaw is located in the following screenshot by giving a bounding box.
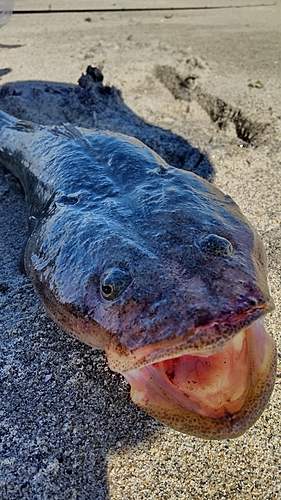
[122,319,277,439]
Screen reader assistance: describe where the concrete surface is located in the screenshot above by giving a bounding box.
[0,3,280,500]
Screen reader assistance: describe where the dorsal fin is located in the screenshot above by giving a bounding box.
[51,123,96,154]
[13,121,37,132]
[0,110,36,132]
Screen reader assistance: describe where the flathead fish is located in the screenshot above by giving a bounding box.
[0,110,276,439]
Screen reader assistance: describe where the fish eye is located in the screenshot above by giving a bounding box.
[200,234,234,258]
[101,268,132,300]
[101,284,114,297]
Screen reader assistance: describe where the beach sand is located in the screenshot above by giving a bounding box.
[0,4,280,499]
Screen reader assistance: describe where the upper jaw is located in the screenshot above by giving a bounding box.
[107,299,274,374]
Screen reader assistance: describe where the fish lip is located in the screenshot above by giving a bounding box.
[121,317,277,439]
[110,300,274,374]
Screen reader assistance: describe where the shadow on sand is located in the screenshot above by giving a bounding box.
[0,67,214,499]
[0,65,214,181]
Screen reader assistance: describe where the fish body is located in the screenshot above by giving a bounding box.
[0,110,276,439]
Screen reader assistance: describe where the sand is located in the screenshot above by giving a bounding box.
[0,3,280,499]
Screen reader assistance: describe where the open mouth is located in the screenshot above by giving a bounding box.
[119,319,276,439]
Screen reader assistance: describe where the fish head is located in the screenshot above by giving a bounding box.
[25,151,276,440]
[93,170,276,440]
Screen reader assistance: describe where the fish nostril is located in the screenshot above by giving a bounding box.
[199,234,234,258]
[248,297,258,307]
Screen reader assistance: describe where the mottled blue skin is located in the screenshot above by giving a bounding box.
[0,110,276,439]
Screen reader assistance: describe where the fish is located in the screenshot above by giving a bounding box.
[0,109,276,439]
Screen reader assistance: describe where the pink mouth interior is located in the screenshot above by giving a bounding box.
[146,329,250,418]
[122,319,275,430]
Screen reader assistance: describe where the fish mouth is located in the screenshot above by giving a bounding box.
[107,318,276,439]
